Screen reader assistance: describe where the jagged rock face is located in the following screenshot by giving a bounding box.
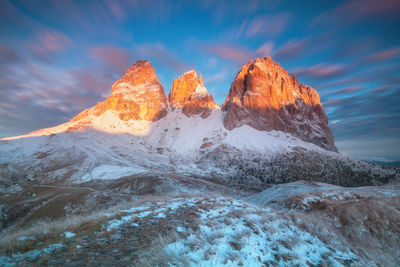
[168,70,219,118]
[223,57,337,152]
[72,60,168,122]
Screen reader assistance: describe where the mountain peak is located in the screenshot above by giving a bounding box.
[223,57,336,152]
[168,70,219,118]
[111,60,157,94]
[168,70,205,107]
[71,59,168,123]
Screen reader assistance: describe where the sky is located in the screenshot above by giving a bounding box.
[0,0,399,161]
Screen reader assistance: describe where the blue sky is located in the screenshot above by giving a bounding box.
[0,0,399,161]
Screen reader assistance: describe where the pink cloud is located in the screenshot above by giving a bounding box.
[202,44,251,62]
[0,45,20,64]
[294,63,348,80]
[27,29,73,62]
[90,45,132,74]
[274,39,309,60]
[324,98,344,108]
[204,70,228,84]
[201,42,274,64]
[364,47,400,62]
[70,68,113,93]
[105,0,125,20]
[312,0,400,27]
[331,86,361,95]
[135,43,187,72]
[37,30,73,53]
[336,0,399,20]
[246,13,290,37]
[255,42,274,57]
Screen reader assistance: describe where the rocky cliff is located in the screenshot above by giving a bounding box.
[168,70,219,118]
[222,57,337,152]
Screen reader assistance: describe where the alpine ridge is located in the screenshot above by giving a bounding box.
[223,57,337,152]
[25,58,336,153]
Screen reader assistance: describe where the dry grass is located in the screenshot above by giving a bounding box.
[134,230,187,267]
[0,195,167,255]
[286,194,400,266]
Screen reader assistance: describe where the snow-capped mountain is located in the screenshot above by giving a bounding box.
[0,58,399,266]
[1,58,397,187]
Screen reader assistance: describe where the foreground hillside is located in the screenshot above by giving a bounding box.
[0,176,399,266]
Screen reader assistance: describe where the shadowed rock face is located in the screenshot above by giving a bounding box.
[71,60,168,122]
[168,70,219,118]
[223,57,337,152]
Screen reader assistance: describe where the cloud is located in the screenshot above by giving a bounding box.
[323,89,400,144]
[198,0,282,25]
[0,52,114,137]
[255,42,274,57]
[90,45,133,74]
[202,44,251,62]
[105,0,125,20]
[274,39,309,60]
[293,63,349,80]
[36,30,73,52]
[245,13,290,37]
[134,43,188,72]
[201,41,273,64]
[362,46,400,63]
[204,70,228,84]
[0,45,21,65]
[331,37,379,59]
[327,86,361,96]
[27,29,74,62]
[317,62,400,90]
[312,0,400,28]
[69,67,114,94]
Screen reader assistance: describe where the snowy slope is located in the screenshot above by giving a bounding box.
[0,109,332,184]
[1,109,398,187]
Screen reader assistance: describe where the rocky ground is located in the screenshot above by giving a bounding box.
[0,173,399,266]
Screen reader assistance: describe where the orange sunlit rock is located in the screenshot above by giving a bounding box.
[168,70,219,118]
[71,60,168,123]
[223,57,337,152]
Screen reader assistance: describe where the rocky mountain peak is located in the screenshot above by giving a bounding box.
[168,70,219,118]
[223,57,337,152]
[111,60,158,95]
[71,60,168,123]
[168,70,203,107]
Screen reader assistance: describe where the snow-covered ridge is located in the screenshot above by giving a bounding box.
[1,109,326,156]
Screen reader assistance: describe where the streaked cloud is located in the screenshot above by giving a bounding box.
[90,45,133,74]
[200,42,274,64]
[245,13,290,37]
[134,43,187,72]
[294,63,348,80]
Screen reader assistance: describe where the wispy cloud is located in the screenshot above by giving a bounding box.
[362,46,400,63]
[201,44,251,62]
[90,45,133,74]
[245,13,290,37]
[27,29,74,62]
[200,41,274,64]
[312,0,400,27]
[274,39,309,60]
[134,43,187,72]
[0,45,21,65]
[293,63,349,80]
